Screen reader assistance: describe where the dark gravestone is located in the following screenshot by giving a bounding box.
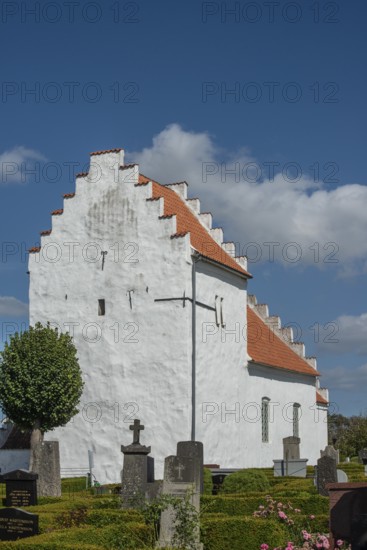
[317,455,337,496]
[177,441,204,494]
[0,508,39,540]
[120,419,155,507]
[359,449,367,466]
[0,470,38,507]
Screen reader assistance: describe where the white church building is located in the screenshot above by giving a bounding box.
[28,148,328,483]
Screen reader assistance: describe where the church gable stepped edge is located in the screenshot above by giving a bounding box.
[248,293,316,365]
[247,294,329,403]
[29,149,251,279]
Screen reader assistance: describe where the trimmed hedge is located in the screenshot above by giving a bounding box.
[220,469,270,494]
[201,494,329,516]
[0,523,152,549]
[201,516,287,550]
[203,467,213,495]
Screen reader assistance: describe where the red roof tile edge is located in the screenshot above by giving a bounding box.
[29,247,41,253]
[51,209,63,216]
[247,306,319,377]
[138,174,251,278]
[64,193,75,199]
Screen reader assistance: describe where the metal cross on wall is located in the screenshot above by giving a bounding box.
[129,419,144,445]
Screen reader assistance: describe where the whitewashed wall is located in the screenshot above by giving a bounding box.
[29,152,194,482]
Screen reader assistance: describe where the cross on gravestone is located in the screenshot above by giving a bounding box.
[130,419,144,445]
[174,462,186,481]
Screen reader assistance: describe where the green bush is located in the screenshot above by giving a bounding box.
[201,516,286,550]
[0,524,152,549]
[201,494,328,517]
[203,467,213,495]
[220,469,270,494]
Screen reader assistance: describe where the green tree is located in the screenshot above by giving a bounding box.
[337,415,367,458]
[0,323,84,447]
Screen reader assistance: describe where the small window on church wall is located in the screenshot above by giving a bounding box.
[98,299,105,316]
[262,398,270,443]
[293,403,300,437]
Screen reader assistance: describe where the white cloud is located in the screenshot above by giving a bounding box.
[0,146,46,184]
[0,296,29,317]
[127,124,367,272]
[318,313,367,355]
[323,364,367,391]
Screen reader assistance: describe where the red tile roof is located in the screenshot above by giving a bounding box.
[247,306,319,377]
[40,230,52,236]
[51,209,63,216]
[90,148,123,156]
[138,173,251,278]
[316,391,328,405]
[76,172,88,178]
[29,247,41,253]
[63,193,75,199]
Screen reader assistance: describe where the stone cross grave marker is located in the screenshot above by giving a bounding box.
[130,419,144,445]
[158,441,203,549]
[317,455,337,496]
[0,508,39,541]
[120,419,154,507]
[0,470,38,507]
[321,444,339,465]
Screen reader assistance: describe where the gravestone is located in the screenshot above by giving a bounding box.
[337,469,348,483]
[120,419,155,507]
[317,455,337,496]
[0,470,38,507]
[359,449,367,465]
[158,441,203,549]
[177,441,204,493]
[283,436,300,460]
[273,436,308,477]
[321,444,340,464]
[0,508,39,540]
[30,441,61,497]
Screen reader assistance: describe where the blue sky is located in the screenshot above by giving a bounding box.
[1,0,367,416]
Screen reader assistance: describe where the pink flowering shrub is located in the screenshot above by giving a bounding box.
[254,495,351,550]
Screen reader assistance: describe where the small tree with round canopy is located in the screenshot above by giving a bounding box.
[0,322,84,450]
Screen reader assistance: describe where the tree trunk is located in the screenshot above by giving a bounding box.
[29,419,44,471]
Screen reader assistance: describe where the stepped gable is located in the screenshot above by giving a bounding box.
[27,152,251,281]
[247,304,319,377]
[316,391,328,405]
[138,173,251,278]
